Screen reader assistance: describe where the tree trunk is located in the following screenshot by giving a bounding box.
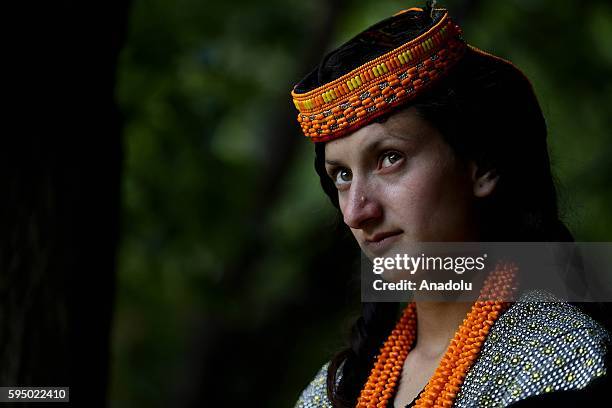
[1,2,130,407]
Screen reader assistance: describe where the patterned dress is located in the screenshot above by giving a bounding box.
[295,290,611,407]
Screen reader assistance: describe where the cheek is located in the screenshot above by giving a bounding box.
[383,155,473,239]
[385,163,443,220]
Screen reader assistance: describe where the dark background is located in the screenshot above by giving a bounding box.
[3,0,612,407]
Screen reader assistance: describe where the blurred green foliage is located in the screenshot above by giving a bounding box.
[112,0,612,406]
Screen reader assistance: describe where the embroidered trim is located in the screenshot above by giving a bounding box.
[290,10,466,142]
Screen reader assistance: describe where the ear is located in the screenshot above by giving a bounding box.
[470,161,499,198]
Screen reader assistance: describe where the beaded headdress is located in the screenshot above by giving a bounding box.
[290,6,467,143]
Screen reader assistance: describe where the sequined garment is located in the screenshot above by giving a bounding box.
[294,290,611,408]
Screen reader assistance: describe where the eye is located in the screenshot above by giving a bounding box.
[380,151,403,168]
[334,168,352,186]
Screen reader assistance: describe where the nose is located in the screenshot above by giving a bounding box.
[341,184,382,230]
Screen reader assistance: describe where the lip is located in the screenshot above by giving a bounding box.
[363,231,403,254]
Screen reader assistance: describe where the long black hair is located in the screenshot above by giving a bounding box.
[304,8,605,408]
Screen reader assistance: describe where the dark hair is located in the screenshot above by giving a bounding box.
[308,10,585,408]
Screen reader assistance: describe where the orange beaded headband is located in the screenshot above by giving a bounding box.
[291,8,466,143]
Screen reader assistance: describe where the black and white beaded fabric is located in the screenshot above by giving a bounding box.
[294,290,610,408]
[295,361,337,408]
[453,289,610,407]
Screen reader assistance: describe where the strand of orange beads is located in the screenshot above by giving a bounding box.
[423,262,517,408]
[356,262,518,408]
[356,303,416,408]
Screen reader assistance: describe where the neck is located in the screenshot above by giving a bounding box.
[413,301,473,358]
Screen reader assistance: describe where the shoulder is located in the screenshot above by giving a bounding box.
[455,290,612,407]
[294,361,338,408]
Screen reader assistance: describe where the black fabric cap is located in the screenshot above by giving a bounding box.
[293,8,446,94]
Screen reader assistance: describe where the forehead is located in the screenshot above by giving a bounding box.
[324,107,432,159]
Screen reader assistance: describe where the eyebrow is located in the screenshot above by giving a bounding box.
[324,159,343,166]
[324,138,389,167]
[325,128,421,167]
[386,127,423,143]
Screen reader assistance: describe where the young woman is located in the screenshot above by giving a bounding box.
[290,5,611,408]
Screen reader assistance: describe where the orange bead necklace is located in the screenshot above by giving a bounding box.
[356,262,517,408]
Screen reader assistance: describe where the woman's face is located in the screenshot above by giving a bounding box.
[324,107,482,259]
